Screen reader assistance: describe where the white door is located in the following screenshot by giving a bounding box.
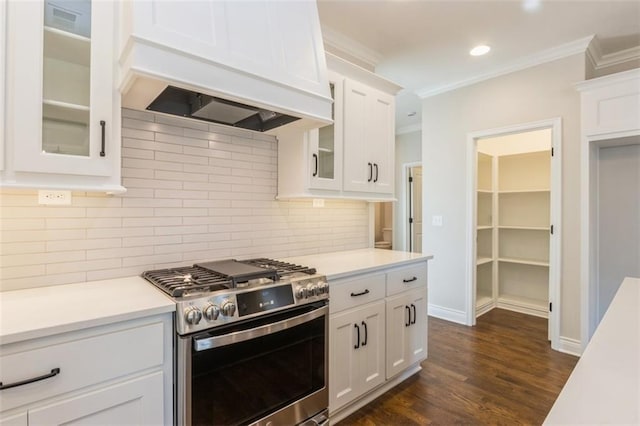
[596,143,640,323]
[328,309,361,412]
[410,166,423,253]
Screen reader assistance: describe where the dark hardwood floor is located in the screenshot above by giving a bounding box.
[338,309,578,425]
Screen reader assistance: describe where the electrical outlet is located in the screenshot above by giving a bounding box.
[432,215,443,226]
[312,199,325,208]
[38,190,72,205]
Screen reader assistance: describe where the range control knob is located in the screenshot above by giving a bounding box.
[184,306,203,325]
[318,281,329,294]
[307,284,318,297]
[221,301,236,317]
[295,286,308,299]
[203,303,220,321]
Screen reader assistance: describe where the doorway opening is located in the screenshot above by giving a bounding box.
[407,165,423,253]
[466,119,561,350]
[584,135,640,341]
[374,202,393,250]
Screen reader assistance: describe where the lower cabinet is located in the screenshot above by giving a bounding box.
[386,288,427,379]
[329,300,385,412]
[0,314,172,425]
[328,261,429,420]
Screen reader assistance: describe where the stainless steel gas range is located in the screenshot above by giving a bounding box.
[142,258,329,426]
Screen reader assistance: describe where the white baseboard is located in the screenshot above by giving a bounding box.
[428,303,468,325]
[557,336,582,356]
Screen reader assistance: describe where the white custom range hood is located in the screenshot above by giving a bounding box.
[119,0,332,133]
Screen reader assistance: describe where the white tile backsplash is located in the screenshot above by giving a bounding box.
[0,110,370,291]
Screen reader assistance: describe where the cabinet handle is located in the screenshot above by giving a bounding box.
[361,321,368,346]
[405,306,411,327]
[403,277,417,283]
[367,162,373,182]
[374,163,379,182]
[0,368,61,391]
[350,289,370,297]
[312,153,318,177]
[354,323,360,349]
[411,304,417,325]
[99,120,106,157]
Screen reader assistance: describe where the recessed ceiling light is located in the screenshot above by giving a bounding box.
[470,45,491,56]
[523,0,541,12]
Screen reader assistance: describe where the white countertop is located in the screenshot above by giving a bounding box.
[544,277,640,424]
[0,277,175,346]
[283,248,433,280]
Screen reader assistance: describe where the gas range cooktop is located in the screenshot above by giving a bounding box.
[142,258,328,335]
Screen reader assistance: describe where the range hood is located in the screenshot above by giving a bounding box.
[119,0,332,134]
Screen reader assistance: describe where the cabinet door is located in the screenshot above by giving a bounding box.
[329,308,361,412]
[28,372,164,425]
[386,288,427,379]
[8,0,115,176]
[329,301,385,413]
[309,71,344,191]
[358,301,386,394]
[369,89,395,194]
[343,79,395,194]
[343,79,371,193]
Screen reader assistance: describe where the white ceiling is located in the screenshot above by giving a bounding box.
[316,0,640,131]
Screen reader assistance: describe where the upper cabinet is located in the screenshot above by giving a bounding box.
[2,0,124,192]
[277,53,402,201]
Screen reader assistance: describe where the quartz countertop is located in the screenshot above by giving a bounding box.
[0,277,176,345]
[544,276,640,424]
[283,248,433,280]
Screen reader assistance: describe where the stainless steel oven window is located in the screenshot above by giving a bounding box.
[177,303,328,426]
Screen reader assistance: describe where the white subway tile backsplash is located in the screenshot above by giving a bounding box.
[0,109,369,291]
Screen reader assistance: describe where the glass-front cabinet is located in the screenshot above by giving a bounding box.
[308,71,343,191]
[3,0,123,191]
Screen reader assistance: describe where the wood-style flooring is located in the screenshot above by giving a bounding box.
[338,309,579,425]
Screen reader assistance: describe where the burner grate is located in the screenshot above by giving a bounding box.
[142,266,231,297]
[242,258,316,277]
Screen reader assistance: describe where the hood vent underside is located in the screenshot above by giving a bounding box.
[147,86,300,132]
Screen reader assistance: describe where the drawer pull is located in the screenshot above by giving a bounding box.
[403,277,418,283]
[0,368,61,391]
[350,289,370,297]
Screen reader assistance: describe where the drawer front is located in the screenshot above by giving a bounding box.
[386,262,428,296]
[329,272,385,314]
[0,320,165,412]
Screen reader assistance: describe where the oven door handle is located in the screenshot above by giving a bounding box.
[193,304,328,351]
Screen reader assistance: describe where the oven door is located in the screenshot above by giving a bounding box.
[177,301,328,426]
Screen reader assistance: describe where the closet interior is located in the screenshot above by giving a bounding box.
[475,129,552,318]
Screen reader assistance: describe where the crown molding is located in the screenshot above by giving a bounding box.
[396,123,422,136]
[321,25,383,70]
[417,35,595,99]
[596,46,640,69]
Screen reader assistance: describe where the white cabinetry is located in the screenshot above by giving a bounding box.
[277,53,401,201]
[342,79,395,194]
[0,314,172,425]
[2,0,123,192]
[329,261,428,422]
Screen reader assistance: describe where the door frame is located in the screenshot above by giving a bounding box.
[581,130,640,351]
[402,161,422,252]
[465,118,562,351]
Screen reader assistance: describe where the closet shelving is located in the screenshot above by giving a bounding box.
[476,149,551,318]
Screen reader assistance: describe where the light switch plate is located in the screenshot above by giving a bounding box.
[432,215,443,226]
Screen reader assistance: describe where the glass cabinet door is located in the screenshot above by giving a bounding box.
[309,72,343,191]
[42,0,92,157]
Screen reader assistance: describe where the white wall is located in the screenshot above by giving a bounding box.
[0,109,370,292]
[421,54,584,341]
[393,130,421,251]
